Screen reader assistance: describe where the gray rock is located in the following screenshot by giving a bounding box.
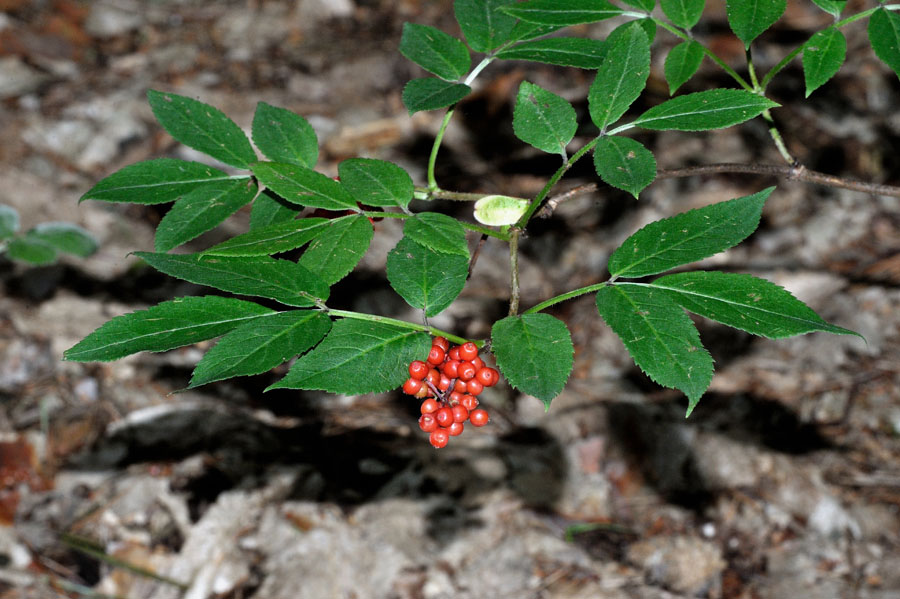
[0,57,50,99]
[85,2,146,37]
[626,535,725,596]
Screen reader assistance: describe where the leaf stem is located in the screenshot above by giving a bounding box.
[360,210,508,240]
[508,227,521,316]
[323,308,471,345]
[523,282,608,315]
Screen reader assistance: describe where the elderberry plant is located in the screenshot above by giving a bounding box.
[67,0,894,439]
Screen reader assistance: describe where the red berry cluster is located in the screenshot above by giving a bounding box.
[402,337,499,448]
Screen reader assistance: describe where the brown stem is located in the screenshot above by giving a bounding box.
[508,227,521,316]
[468,233,487,280]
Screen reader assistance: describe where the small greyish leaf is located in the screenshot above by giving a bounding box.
[513,81,577,156]
[596,284,712,415]
[387,237,468,317]
[252,102,318,168]
[660,0,705,29]
[594,136,656,198]
[474,195,529,226]
[338,158,414,209]
[803,28,846,97]
[402,78,472,115]
[633,89,778,131]
[135,252,329,308]
[0,205,19,239]
[400,23,471,81]
[155,179,257,252]
[250,190,301,230]
[664,40,705,94]
[80,159,233,205]
[496,37,607,68]
[454,0,518,52]
[64,296,273,362]
[491,313,574,407]
[608,187,773,278]
[204,217,329,257]
[26,223,98,258]
[298,215,374,286]
[404,212,469,258]
[588,22,651,131]
[501,0,625,26]
[621,0,655,12]
[726,0,786,48]
[252,162,358,211]
[5,237,57,265]
[268,319,431,394]
[147,90,256,169]
[651,271,861,339]
[190,310,332,387]
[869,8,900,80]
[811,0,846,18]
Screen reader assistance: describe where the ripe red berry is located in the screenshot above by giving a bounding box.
[415,385,429,399]
[426,368,440,385]
[458,342,478,361]
[427,346,445,365]
[448,347,461,361]
[402,378,423,395]
[419,413,438,432]
[447,421,464,436]
[437,373,451,391]
[451,404,469,423]
[471,356,484,370]
[432,336,450,352]
[475,366,499,386]
[448,391,463,405]
[457,361,476,381]
[430,428,450,448]
[408,360,429,380]
[469,409,489,427]
[441,359,460,378]
[460,394,479,411]
[435,406,454,427]
[466,379,484,396]
[420,398,439,414]
[453,379,467,393]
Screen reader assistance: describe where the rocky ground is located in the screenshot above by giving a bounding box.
[1,1,899,598]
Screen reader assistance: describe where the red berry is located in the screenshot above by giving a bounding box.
[470,409,489,427]
[451,404,469,423]
[402,378,422,395]
[415,386,429,399]
[453,379,468,393]
[441,359,460,378]
[448,391,463,405]
[471,356,484,370]
[430,428,449,448]
[466,379,484,396]
[460,394,479,411]
[459,342,478,361]
[435,407,454,427]
[420,398,439,414]
[447,421,464,436]
[427,346,445,365]
[432,336,449,352]
[426,368,440,385]
[448,347,461,361]
[409,360,429,380]
[474,367,493,386]
[438,373,451,391]
[457,361,476,381]
[419,413,438,432]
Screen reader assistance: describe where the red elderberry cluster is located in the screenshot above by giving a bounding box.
[402,337,499,448]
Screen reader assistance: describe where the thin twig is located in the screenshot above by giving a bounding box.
[536,183,599,218]
[508,228,521,316]
[468,233,487,280]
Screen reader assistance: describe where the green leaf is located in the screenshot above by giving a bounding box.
[338,158,414,209]
[593,136,657,198]
[811,0,845,18]
[608,187,772,278]
[726,0,786,48]
[651,272,861,338]
[501,0,625,26]
[491,313,574,407]
[454,0,518,52]
[596,284,712,415]
[402,78,472,115]
[404,212,469,258]
[64,296,273,362]
[473,195,529,226]
[0,204,20,239]
[298,215,373,286]
[633,89,778,131]
[399,23,471,81]
[26,223,98,258]
[803,28,846,97]
[868,8,900,80]
[496,37,607,68]
[387,237,468,317]
[588,22,651,131]
[155,179,257,252]
[147,90,256,169]
[664,40,705,94]
[203,218,329,256]
[5,237,57,265]
[268,319,431,394]
[135,252,329,307]
[189,310,332,387]
[79,159,233,205]
[251,102,318,168]
[513,81,577,156]
[621,0,655,12]
[506,20,563,43]
[250,190,301,229]
[252,162,358,211]
[660,0,705,29]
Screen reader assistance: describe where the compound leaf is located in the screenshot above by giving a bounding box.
[252,102,318,168]
[387,236,468,317]
[80,159,233,205]
[726,0,786,48]
[594,136,656,198]
[497,37,607,68]
[660,0,705,29]
[155,179,257,252]
[664,40,705,94]
[588,22,651,130]
[400,23,471,81]
[454,0,518,52]
[249,190,301,230]
[513,81,577,156]
[803,28,846,97]
[204,217,329,257]
[338,158,414,209]
[869,7,900,80]
[298,215,373,286]
[402,78,472,115]
[0,205,19,239]
[501,0,625,26]
[252,162,358,211]
[404,212,469,258]
[633,89,778,131]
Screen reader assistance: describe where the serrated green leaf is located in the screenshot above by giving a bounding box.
[80,159,234,205]
[491,313,574,406]
[473,195,529,226]
[250,190,301,230]
[455,0,518,52]
[252,162,358,211]
[338,158,414,209]
[26,223,98,258]
[404,212,469,258]
[660,0,705,29]
[5,237,57,265]
[501,0,625,26]
[811,0,845,18]
[726,0,786,48]
[402,78,472,115]
[633,89,778,131]
[803,28,846,97]
[513,81,577,156]
[608,187,773,278]
[64,296,274,362]
[298,215,373,286]
[0,205,20,239]
[155,179,257,252]
[869,8,900,80]
[135,252,329,307]
[400,23,471,81]
[147,90,256,169]
[497,37,607,68]
[596,284,712,415]
[506,20,562,43]
[189,310,332,387]
[621,0,655,12]
[651,272,861,338]
[387,237,468,317]
[588,22,651,131]
[251,102,318,168]
[268,319,431,394]
[594,136,657,198]
[633,17,657,43]
[664,40,705,94]
[203,218,329,257]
